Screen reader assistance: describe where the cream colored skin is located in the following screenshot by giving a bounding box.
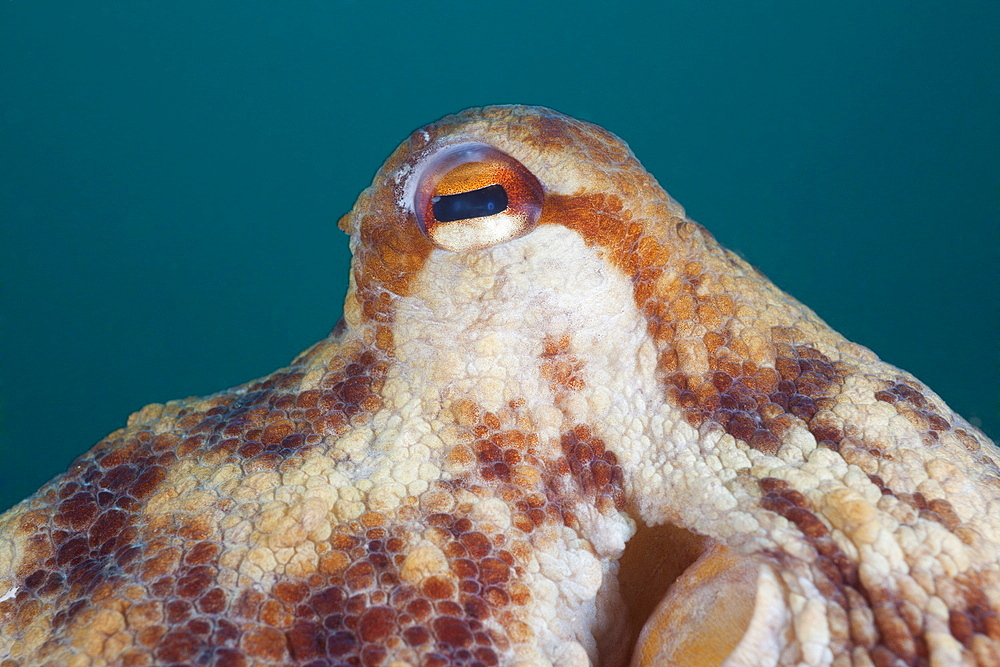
[1,106,998,666]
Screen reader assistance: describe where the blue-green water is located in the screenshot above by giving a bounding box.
[1,2,997,512]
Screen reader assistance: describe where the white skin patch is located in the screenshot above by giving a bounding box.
[393,225,652,422]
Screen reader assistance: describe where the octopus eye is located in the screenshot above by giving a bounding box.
[413,144,543,252]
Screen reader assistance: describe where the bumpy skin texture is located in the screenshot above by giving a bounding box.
[1,106,998,667]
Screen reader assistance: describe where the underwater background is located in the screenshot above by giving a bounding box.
[1,1,997,512]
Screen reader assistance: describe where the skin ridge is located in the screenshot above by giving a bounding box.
[1,105,998,666]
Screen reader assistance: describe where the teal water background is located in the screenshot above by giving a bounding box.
[1,2,997,512]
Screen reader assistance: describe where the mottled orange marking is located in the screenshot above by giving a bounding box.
[540,334,586,393]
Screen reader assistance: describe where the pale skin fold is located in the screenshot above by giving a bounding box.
[1,106,998,667]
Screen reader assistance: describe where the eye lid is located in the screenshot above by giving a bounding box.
[432,160,505,196]
[400,141,491,215]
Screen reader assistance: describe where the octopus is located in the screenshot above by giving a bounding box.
[1,105,998,667]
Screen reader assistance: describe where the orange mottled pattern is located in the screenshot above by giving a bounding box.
[2,106,999,666]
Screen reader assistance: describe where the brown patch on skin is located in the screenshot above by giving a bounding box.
[170,344,388,472]
[9,426,180,639]
[558,425,627,514]
[875,380,954,446]
[545,193,850,456]
[455,400,542,489]
[85,388,592,666]
[0,338,389,663]
[453,399,626,535]
[866,474,968,535]
[473,427,537,487]
[426,401,631,661]
[9,480,529,664]
[11,485,236,662]
[273,515,519,665]
[680,341,848,456]
[142,540,232,664]
[758,477,939,664]
[948,571,1000,658]
[950,429,1000,492]
[539,334,586,393]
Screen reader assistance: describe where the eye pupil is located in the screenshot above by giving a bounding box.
[431,184,509,222]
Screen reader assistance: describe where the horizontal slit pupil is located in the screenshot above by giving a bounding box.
[432,184,509,222]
